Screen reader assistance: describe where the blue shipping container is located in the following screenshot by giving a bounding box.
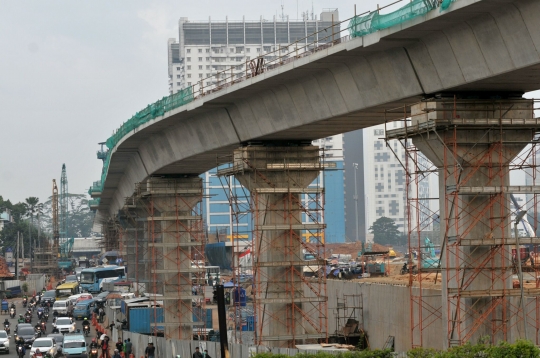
[244,316,255,331]
[193,308,213,329]
[128,308,164,334]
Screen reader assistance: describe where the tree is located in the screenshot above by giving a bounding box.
[24,197,40,256]
[369,217,402,246]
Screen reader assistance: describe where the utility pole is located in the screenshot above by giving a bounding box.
[21,234,24,266]
[15,232,19,279]
[353,163,359,242]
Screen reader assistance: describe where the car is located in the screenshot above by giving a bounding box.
[76,294,93,303]
[30,337,57,357]
[47,333,63,351]
[53,317,75,334]
[53,300,73,316]
[62,333,87,357]
[72,299,95,320]
[14,326,35,348]
[93,291,110,304]
[41,290,56,306]
[65,275,78,284]
[0,330,10,353]
[15,323,32,334]
[67,293,92,305]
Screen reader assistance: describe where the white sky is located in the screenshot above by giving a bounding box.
[0,1,538,204]
[0,0,382,204]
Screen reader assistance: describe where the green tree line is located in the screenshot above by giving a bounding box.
[0,193,95,258]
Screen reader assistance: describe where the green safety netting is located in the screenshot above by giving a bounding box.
[349,0,437,38]
[441,0,455,10]
[88,86,194,209]
[88,198,100,207]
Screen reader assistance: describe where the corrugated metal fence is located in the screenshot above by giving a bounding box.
[112,330,323,358]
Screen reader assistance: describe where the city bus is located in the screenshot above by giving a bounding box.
[80,266,126,293]
[56,282,80,299]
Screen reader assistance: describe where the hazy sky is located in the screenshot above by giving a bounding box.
[1,1,537,204]
[0,0,385,204]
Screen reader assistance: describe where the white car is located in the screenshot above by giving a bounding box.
[53,300,72,316]
[0,330,9,353]
[53,317,75,334]
[30,338,57,356]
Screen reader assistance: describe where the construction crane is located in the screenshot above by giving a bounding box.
[51,180,60,272]
[58,164,73,270]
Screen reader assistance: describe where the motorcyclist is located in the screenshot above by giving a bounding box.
[36,306,44,319]
[3,319,10,327]
[82,317,90,328]
[17,314,24,323]
[34,348,43,358]
[10,302,15,310]
[15,336,25,356]
[89,338,99,358]
[90,338,99,349]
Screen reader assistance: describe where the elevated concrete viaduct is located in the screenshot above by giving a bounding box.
[93,0,540,349]
[98,0,540,218]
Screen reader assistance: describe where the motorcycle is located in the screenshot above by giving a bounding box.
[22,298,27,308]
[43,312,49,321]
[3,324,9,334]
[40,321,46,334]
[35,326,41,338]
[10,307,15,318]
[89,348,99,358]
[17,345,24,358]
[83,324,90,337]
[400,263,418,275]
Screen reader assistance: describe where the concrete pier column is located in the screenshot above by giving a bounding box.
[122,195,149,294]
[144,177,204,339]
[227,144,327,347]
[402,99,537,347]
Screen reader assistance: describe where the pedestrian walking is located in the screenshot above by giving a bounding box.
[192,347,203,358]
[144,342,155,358]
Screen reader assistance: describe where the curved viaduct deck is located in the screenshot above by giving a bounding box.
[96,0,540,220]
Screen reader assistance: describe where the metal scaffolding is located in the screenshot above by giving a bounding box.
[218,145,328,348]
[386,97,540,347]
[215,161,253,344]
[131,177,206,340]
[35,180,60,276]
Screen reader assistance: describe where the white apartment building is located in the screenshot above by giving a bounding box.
[168,11,349,241]
[344,123,435,242]
[168,10,339,94]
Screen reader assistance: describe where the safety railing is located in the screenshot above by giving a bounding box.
[89,0,455,207]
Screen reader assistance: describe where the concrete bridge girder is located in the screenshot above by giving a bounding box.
[98,0,540,219]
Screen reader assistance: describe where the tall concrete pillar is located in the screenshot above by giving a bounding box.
[395,98,538,347]
[144,177,204,340]
[227,144,327,347]
[122,195,149,294]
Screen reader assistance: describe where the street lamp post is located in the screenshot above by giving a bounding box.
[353,163,359,242]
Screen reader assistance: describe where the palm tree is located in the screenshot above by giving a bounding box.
[24,197,39,259]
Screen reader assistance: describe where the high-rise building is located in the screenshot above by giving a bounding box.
[344,123,433,242]
[168,10,339,94]
[167,11,346,243]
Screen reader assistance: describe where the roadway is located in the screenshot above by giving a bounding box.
[2,300,102,358]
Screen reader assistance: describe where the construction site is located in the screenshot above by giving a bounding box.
[89,96,540,353]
